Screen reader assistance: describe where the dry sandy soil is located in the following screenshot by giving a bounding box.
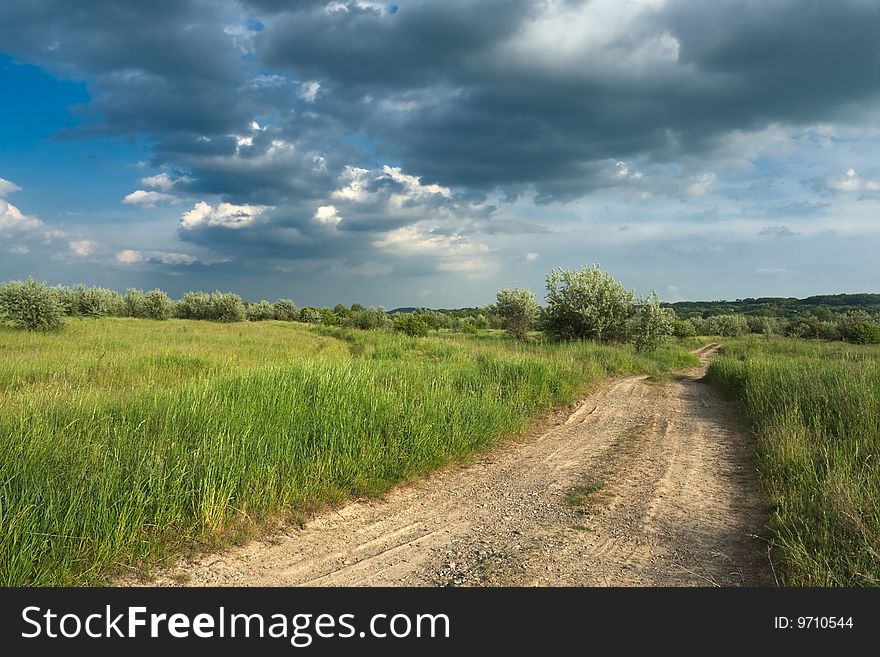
[137,344,774,587]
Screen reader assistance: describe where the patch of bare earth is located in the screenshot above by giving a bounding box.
[130,344,773,587]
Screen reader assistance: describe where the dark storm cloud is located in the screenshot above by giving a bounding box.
[253,0,880,198]
[2,0,879,292]
[5,0,878,206]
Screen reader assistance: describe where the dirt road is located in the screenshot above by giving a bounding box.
[144,344,773,587]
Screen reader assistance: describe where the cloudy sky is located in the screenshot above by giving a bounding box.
[1,0,878,307]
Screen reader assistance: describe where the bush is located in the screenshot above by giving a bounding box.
[632,292,673,352]
[298,307,323,324]
[706,314,749,337]
[273,299,298,321]
[124,288,173,320]
[393,313,430,337]
[494,287,539,340]
[0,277,66,331]
[320,308,340,326]
[672,318,696,339]
[246,300,275,322]
[175,291,244,322]
[848,320,880,344]
[123,289,146,317]
[69,284,123,318]
[210,292,246,323]
[344,308,389,330]
[542,264,635,342]
[143,289,173,320]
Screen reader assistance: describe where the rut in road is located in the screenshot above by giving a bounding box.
[141,344,773,587]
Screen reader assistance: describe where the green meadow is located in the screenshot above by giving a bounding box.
[0,318,695,586]
[707,337,880,586]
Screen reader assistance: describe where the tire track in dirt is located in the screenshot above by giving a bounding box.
[133,343,773,587]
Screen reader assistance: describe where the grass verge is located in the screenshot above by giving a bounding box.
[706,336,880,586]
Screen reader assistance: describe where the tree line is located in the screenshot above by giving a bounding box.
[2,265,878,345]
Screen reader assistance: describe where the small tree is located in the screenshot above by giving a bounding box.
[672,318,696,339]
[246,300,275,321]
[494,287,539,340]
[632,291,673,352]
[273,298,298,321]
[393,313,430,337]
[298,307,323,324]
[71,284,124,318]
[0,277,66,331]
[344,307,390,330]
[542,265,635,342]
[849,320,880,344]
[142,289,173,320]
[707,314,749,337]
[209,292,246,322]
[124,288,147,317]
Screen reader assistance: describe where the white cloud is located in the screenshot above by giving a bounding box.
[498,0,679,77]
[332,166,372,201]
[826,168,880,193]
[116,249,197,266]
[299,80,321,103]
[685,172,716,197]
[9,244,29,255]
[0,198,44,234]
[123,189,177,207]
[314,205,342,226]
[374,224,493,273]
[0,177,22,197]
[526,252,539,262]
[115,249,144,264]
[382,165,452,200]
[331,165,452,207]
[69,239,99,257]
[139,172,188,191]
[179,201,270,230]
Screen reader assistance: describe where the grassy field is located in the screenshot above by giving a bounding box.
[0,318,696,586]
[707,336,880,586]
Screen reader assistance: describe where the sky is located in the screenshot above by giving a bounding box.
[1,0,878,308]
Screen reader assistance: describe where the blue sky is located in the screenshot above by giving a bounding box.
[1,1,878,307]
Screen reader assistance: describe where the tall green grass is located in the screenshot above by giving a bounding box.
[0,318,695,585]
[707,336,880,586]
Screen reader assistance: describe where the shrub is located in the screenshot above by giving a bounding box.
[706,314,749,337]
[631,292,673,352]
[246,300,275,322]
[70,284,124,318]
[319,308,340,326]
[542,264,635,342]
[273,299,298,321]
[143,289,173,320]
[298,307,323,324]
[344,308,389,330]
[175,291,212,320]
[848,320,880,344]
[393,313,430,337]
[210,292,246,323]
[494,287,539,340]
[175,291,244,322]
[839,311,874,341]
[0,277,66,331]
[672,318,696,339]
[123,289,147,317]
[748,315,783,336]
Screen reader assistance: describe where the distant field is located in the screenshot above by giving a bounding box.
[0,318,696,585]
[707,336,880,586]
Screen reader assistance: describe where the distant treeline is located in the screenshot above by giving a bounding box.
[665,293,880,319]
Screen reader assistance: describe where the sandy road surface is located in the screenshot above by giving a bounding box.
[139,344,773,587]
